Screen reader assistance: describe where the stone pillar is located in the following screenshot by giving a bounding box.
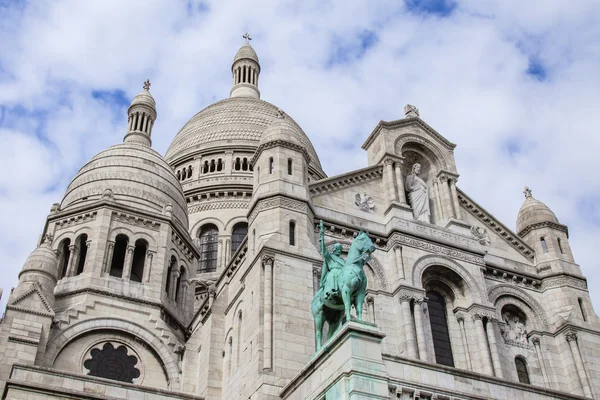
[366,296,375,324]
[532,336,549,387]
[104,241,115,274]
[224,150,234,176]
[456,313,472,370]
[223,237,232,267]
[439,176,455,219]
[486,318,503,378]
[384,158,397,206]
[473,313,494,375]
[399,295,418,359]
[566,332,593,398]
[217,238,224,270]
[169,268,179,300]
[394,245,404,280]
[82,240,92,272]
[122,245,135,280]
[263,256,274,370]
[413,298,429,361]
[65,244,77,277]
[432,179,445,220]
[394,161,407,204]
[144,251,154,283]
[449,178,461,220]
[142,114,149,133]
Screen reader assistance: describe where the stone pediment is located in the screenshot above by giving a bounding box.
[7,284,55,317]
[362,117,456,152]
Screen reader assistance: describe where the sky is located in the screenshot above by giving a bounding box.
[1,0,600,314]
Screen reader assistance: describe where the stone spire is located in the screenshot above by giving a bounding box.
[231,33,261,99]
[124,79,157,146]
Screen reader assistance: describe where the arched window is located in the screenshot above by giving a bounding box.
[579,298,588,322]
[130,239,147,282]
[199,224,219,273]
[288,158,293,175]
[187,165,192,177]
[75,234,88,276]
[235,157,241,171]
[165,256,176,295]
[217,159,223,171]
[269,157,274,174]
[540,237,548,253]
[177,170,181,180]
[176,266,187,304]
[210,160,216,172]
[515,356,530,384]
[203,161,209,174]
[426,291,454,367]
[182,168,187,180]
[242,158,248,171]
[175,266,183,303]
[289,221,296,246]
[557,238,564,254]
[57,238,71,279]
[231,222,248,255]
[109,234,129,278]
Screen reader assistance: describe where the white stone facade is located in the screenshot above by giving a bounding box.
[0,40,598,400]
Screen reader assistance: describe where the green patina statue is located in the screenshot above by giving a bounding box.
[312,220,376,350]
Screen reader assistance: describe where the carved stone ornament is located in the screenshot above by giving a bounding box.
[163,203,173,217]
[41,233,53,245]
[501,312,527,345]
[565,331,578,342]
[354,192,375,211]
[470,225,491,245]
[50,203,60,213]
[83,342,140,383]
[262,255,274,268]
[102,188,114,201]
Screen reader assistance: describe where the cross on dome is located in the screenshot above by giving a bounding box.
[243,32,252,44]
[523,186,532,198]
[143,79,151,90]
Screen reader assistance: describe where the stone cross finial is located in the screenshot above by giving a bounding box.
[143,79,151,90]
[404,104,419,118]
[243,32,252,44]
[276,108,285,119]
[523,186,532,198]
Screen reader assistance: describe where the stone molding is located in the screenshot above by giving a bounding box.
[319,223,386,248]
[224,284,245,315]
[247,195,310,225]
[518,220,569,239]
[541,275,587,291]
[389,220,479,250]
[483,267,541,290]
[457,189,535,260]
[565,331,578,342]
[226,239,248,278]
[487,284,549,330]
[251,139,311,166]
[188,199,250,214]
[54,211,97,230]
[171,230,195,261]
[362,117,456,151]
[7,283,55,317]
[391,232,484,266]
[7,336,40,346]
[309,165,383,195]
[112,211,161,231]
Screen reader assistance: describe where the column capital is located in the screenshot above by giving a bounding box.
[262,254,274,268]
[383,157,394,166]
[531,336,541,346]
[68,244,76,252]
[565,331,578,342]
[398,293,413,303]
[85,240,92,248]
[366,295,374,305]
[455,312,466,323]
[127,245,135,254]
[471,310,497,321]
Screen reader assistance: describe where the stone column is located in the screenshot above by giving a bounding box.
[384,158,397,206]
[413,298,429,361]
[217,238,224,270]
[263,256,274,370]
[224,150,234,176]
[122,245,135,280]
[142,114,149,133]
[486,318,503,378]
[394,245,404,280]
[82,240,92,272]
[224,237,232,267]
[456,313,472,370]
[169,269,180,301]
[394,161,407,204]
[566,332,593,398]
[473,313,494,375]
[400,295,418,359]
[104,241,115,274]
[449,178,461,220]
[65,244,77,277]
[366,296,375,324]
[532,336,549,387]
[143,251,154,283]
[439,176,455,219]
[432,179,445,220]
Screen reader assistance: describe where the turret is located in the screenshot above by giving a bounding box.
[230,33,261,99]
[124,79,156,146]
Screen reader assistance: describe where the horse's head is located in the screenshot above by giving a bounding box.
[355,230,376,256]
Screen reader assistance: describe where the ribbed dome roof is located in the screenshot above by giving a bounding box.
[233,43,259,65]
[516,187,559,234]
[21,238,58,277]
[61,143,189,230]
[165,97,323,173]
[129,88,156,109]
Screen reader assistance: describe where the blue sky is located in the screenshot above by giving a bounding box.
[1,0,600,315]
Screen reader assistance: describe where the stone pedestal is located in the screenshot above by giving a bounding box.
[280,321,388,400]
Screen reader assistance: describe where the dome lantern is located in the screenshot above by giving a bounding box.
[124,79,157,146]
[230,33,261,99]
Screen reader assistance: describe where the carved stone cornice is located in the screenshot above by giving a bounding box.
[262,255,274,268]
[483,267,541,290]
[565,331,578,342]
[309,165,383,196]
[111,211,160,231]
[171,231,195,261]
[457,188,535,260]
[518,221,569,239]
[317,221,386,248]
[541,275,587,291]
[361,117,456,151]
[54,211,98,230]
[251,139,311,166]
[531,336,541,346]
[248,195,311,225]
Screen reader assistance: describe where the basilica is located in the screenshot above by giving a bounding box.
[0,38,598,400]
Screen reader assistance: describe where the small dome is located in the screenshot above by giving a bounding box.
[21,236,58,277]
[233,43,259,65]
[60,143,189,230]
[516,187,559,234]
[129,87,156,110]
[259,111,304,147]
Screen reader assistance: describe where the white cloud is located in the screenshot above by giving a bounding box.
[1,0,600,316]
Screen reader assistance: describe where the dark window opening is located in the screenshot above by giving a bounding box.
[175,267,182,303]
[210,160,216,172]
[58,238,71,279]
[289,221,296,246]
[110,234,129,278]
[199,224,219,273]
[541,237,548,253]
[579,298,588,322]
[203,161,209,174]
[288,158,293,175]
[130,239,147,282]
[231,222,248,255]
[235,157,241,171]
[166,256,176,294]
[217,158,223,171]
[427,291,454,367]
[84,343,140,383]
[557,238,564,254]
[269,157,274,174]
[515,356,530,384]
[75,234,88,275]
[242,158,248,171]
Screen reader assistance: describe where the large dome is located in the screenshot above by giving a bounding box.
[60,143,189,230]
[165,97,324,175]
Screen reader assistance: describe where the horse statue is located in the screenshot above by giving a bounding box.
[311,220,376,350]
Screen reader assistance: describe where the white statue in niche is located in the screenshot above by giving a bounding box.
[405,163,430,222]
[502,312,527,344]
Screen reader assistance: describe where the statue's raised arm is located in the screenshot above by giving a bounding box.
[319,220,326,256]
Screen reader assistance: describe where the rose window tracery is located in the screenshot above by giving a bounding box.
[83,342,140,383]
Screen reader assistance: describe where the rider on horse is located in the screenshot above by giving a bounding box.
[319,221,345,301]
